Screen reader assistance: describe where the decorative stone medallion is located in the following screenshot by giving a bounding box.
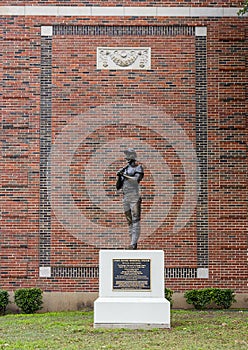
[97,47,151,70]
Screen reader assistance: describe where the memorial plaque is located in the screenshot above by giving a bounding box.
[113,259,151,290]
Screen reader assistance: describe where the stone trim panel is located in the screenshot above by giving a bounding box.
[0,6,244,17]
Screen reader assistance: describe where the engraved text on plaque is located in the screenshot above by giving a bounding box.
[113,259,151,290]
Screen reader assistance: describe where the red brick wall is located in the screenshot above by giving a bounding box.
[1,7,247,294]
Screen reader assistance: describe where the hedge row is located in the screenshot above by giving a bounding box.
[0,288,43,315]
[165,288,236,310]
[184,288,236,310]
[1,287,236,315]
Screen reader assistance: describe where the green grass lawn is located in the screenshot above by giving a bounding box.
[0,310,247,350]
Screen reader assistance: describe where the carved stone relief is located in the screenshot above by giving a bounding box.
[97,47,151,70]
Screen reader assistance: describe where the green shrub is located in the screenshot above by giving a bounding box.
[212,288,236,309]
[165,288,173,306]
[184,288,236,310]
[0,290,9,315]
[14,288,43,314]
[184,288,212,310]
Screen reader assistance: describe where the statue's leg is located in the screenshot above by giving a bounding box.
[130,197,142,248]
[123,197,132,238]
[131,221,140,247]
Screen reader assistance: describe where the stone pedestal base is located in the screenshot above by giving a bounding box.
[94,250,171,329]
[94,297,170,329]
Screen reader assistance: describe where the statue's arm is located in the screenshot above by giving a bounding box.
[123,165,144,183]
[116,174,124,190]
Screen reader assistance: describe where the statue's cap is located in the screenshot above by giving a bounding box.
[124,148,137,160]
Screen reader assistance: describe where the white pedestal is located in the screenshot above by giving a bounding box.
[94,250,170,329]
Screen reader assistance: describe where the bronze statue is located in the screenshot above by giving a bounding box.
[116,149,144,249]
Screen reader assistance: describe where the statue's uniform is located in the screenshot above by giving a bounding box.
[117,163,144,247]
